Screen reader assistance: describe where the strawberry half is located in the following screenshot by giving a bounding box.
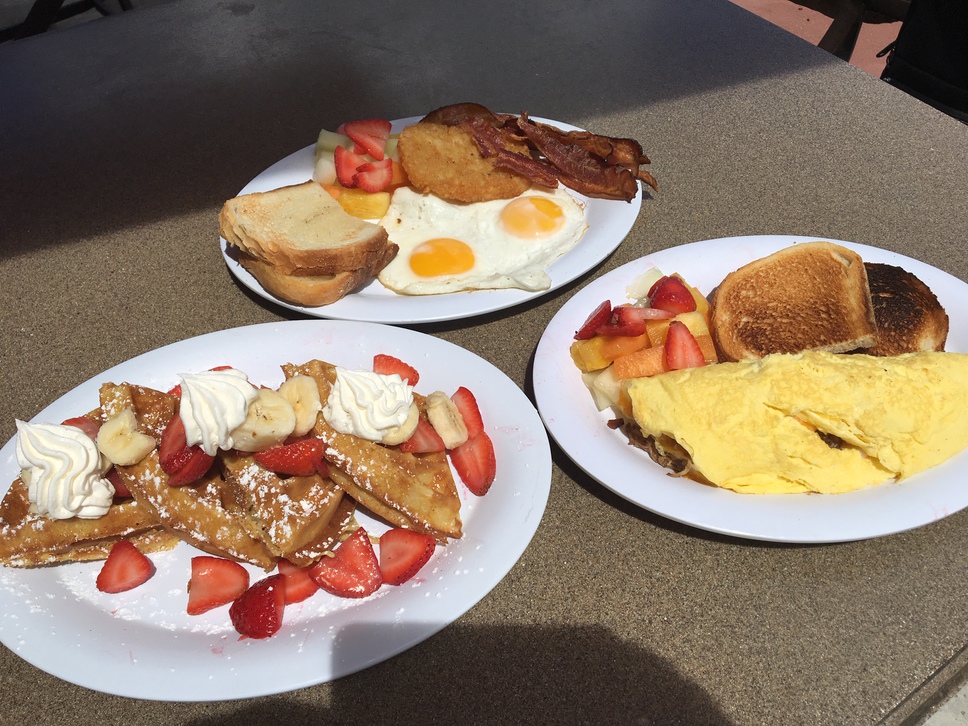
[354,157,393,193]
[158,414,215,487]
[451,386,485,438]
[277,559,319,604]
[61,415,100,440]
[595,305,649,337]
[379,528,436,586]
[664,320,707,371]
[187,556,250,615]
[309,527,382,598]
[398,418,446,453]
[373,353,420,385]
[106,468,132,499]
[334,145,370,188]
[450,432,496,496]
[341,118,392,161]
[254,439,327,477]
[96,540,153,593]
[229,574,286,639]
[574,300,612,340]
[648,275,697,314]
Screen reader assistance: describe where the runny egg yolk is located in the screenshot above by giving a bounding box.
[409,238,476,277]
[500,196,565,238]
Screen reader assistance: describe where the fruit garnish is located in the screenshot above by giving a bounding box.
[335,146,371,188]
[229,574,286,639]
[277,559,320,604]
[378,528,436,585]
[60,415,100,440]
[574,300,612,340]
[340,118,392,161]
[450,431,496,496]
[106,468,131,499]
[158,414,215,487]
[309,527,383,598]
[451,387,485,438]
[373,353,420,385]
[253,439,328,477]
[96,540,153,593]
[595,305,650,337]
[354,157,393,193]
[398,418,447,453]
[664,320,707,371]
[648,275,698,314]
[187,555,250,615]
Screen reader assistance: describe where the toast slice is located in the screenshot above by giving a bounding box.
[220,181,392,275]
[865,262,949,356]
[220,451,356,567]
[237,243,397,307]
[283,359,463,542]
[710,241,877,361]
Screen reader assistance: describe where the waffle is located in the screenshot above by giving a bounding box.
[220,451,357,567]
[0,477,178,567]
[284,359,463,542]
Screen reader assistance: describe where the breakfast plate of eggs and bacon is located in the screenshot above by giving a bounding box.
[218,103,654,324]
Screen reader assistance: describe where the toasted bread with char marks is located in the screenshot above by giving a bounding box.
[865,262,948,356]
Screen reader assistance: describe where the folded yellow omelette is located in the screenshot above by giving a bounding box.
[624,351,968,494]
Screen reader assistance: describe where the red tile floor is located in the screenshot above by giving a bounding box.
[727,0,902,77]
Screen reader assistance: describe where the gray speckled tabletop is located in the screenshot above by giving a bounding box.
[2,0,967,723]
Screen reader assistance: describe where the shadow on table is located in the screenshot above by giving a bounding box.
[186,622,733,725]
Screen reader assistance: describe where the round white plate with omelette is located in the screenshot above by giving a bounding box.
[534,234,968,544]
[0,320,551,700]
[220,116,643,323]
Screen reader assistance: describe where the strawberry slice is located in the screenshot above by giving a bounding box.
[451,386,485,438]
[96,540,153,593]
[229,574,286,639]
[450,432,496,496]
[372,353,420,385]
[398,418,446,453]
[341,118,392,161]
[648,276,697,314]
[309,527,382,598]
[574,300,612,340]
[277,559,319,604]
[187,556,250,615]
[354,157,393,193]
[664,320,707,371]
[595,305,649,337]
[379,528,436,585]
[61,415,100,440]
[106,468,132,499]
[254,439,327,477]
[158,414,215,487]
[334,145,370,188]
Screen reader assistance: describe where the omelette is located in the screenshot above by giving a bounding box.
[624,351,968,494]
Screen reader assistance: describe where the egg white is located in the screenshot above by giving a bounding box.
[377,186,587,295]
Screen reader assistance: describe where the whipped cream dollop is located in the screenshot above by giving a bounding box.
[15,420,115,520]
[178,368,258,456]
[323,367,414,442]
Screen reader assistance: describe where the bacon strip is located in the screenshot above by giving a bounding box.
[462,116,560,189]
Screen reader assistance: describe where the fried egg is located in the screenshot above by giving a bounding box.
[377,186,587,294]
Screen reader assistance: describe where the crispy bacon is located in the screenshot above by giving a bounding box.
[461,116,560,189]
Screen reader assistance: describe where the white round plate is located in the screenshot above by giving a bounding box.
[0,321,551,700]
[534,234,968,543]
[220,116,643,323]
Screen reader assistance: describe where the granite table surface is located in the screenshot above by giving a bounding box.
[1,0,967,723]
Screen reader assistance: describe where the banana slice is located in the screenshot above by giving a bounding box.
[382,402,420,446]
[97,408,157,466]
[230,388,297,452]
[425,391,468,449]
[278,375,322,438]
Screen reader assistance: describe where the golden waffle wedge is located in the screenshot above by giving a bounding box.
[0,477,178,567]
[101,381,279,570]
[220,451,357,567]
[283,359,463,542]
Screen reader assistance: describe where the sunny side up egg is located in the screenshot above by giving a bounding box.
[377,186,588,295]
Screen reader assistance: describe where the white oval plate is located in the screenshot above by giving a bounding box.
[0,320,551,700]
[220,116,643,323]
[534,234,968,543]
